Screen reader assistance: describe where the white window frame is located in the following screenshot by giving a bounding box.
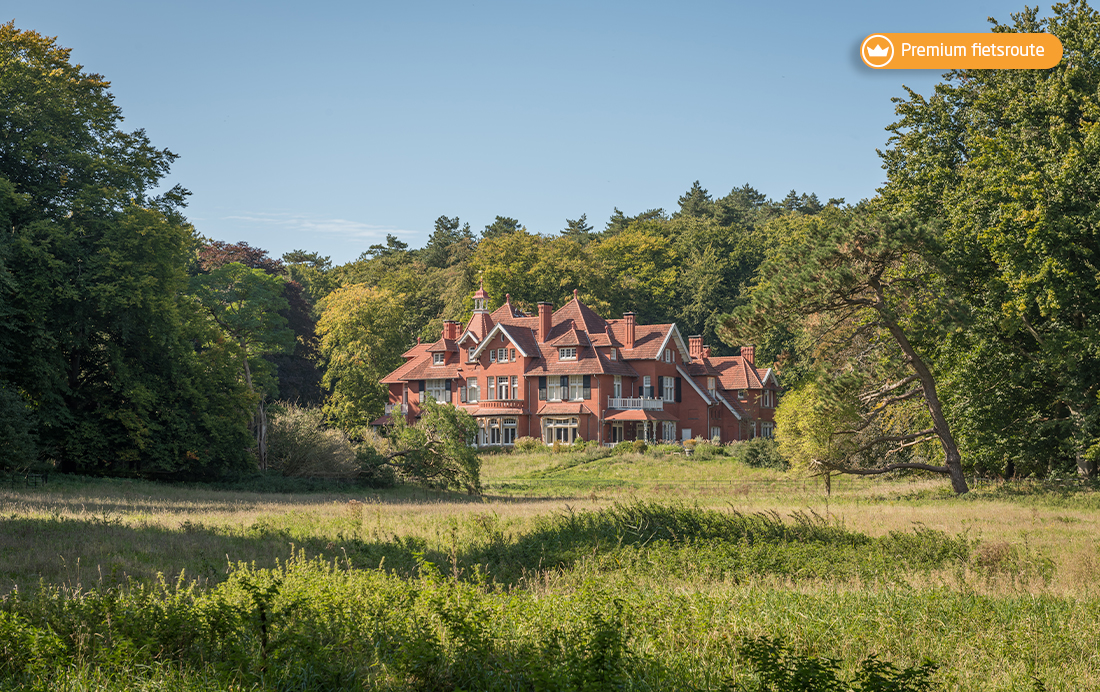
[467,378,479,402]
[662,421,676,441]
[543,417,579,444]
[569,375,584,401]
[490,349,497,363]
[760,422,774,438]
[548,378,563,401]
[433,352,444,365]
[510,348,516,362]
[664,349,672,363]
[497,376,509,400]
[497,348,506,362]
[468,347,476,363]
[610,348,616,361]
[559,347,577,360]
[614,375,622,398]
[708,377,716,393]
[738,389,747,400]
[503,418,517,444]
[425,379,446,402]
[710,426,721,442]
[511,375,518,400]
[643,376,651,398]
[663,376,675,401]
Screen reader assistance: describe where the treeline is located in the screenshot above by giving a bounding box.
[0,23,819,479]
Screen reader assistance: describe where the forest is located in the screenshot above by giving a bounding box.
[2,2,1098,486]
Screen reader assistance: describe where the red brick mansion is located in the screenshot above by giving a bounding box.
[377,285,779,447]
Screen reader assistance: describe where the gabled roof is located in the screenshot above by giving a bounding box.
[711,389,744,420]
[490,295,527,321]
[471,323,534,358]
[676,365,713,406]
[465,311,494,340]
[551,323,590,348]
[426,338,458,353]
[552,293,609,337]
[608,321,679,360]
[708,356,765,390]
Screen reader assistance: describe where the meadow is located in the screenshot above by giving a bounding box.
[2,446,1100,691]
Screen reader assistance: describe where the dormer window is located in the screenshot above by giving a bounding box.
[468,347,475,363]
[559,347,577,360]
[610,348,616,361]
[433,353,445,365]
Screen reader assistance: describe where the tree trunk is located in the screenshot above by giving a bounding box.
[873,287,969,494]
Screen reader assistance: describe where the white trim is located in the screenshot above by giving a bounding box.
[712,389,743,420]
[457,331,480,345]
[471,323,530,358]
[676,365,713,406]
[761,368,778,387]
[656,325,692,363]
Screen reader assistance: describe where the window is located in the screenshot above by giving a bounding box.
[497,348,506,362]
[760,422,774,438]
[613,375,622,398]
[510,348,516,361]
[433,352,444,365]
[425,379,446,402]
[707,377,716,393]
[467,378,479,402]
[497,376,509,400]
[547,378,562,401]
[543,417,579,444]
[643,376,652,398]
[681,428,691,441]
[511,375,518,400]
[485,376,494,400]
[489,418,501,445]
[468,347,476,363]
[710,426,721,442]
[664,348,672,363]
[662,421,676,441]
[559,347,577,360]
[663,376,675,401]
[490,349,497,363]
[610,348,616,361]
[569,375,584,401]
[738,389,747,400]
[763,390,775,408]
[503,418,517,444]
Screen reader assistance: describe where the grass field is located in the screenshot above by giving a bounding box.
[2,449,1100,690]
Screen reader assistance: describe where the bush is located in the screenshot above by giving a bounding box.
[732,438,788,470]
[694,441,723,460]
[267,403,359,477]
[631,440,648,454]
[513,436,544,453]
[611,441,633,456]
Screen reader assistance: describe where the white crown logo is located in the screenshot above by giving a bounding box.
[866,44,890,57]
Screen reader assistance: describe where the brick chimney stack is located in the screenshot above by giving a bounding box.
[689,335,703,360]
[624,312,635,350]
[741,345,755,365]
[702,344,711,358]
[443,320,460,341]
[538,302,552,342]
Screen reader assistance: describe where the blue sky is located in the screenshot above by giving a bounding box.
[8,0,1039,264]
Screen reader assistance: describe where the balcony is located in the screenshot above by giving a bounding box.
[607,396,663,411]
[384,403,408,415]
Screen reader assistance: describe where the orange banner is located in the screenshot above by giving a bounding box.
[861,33,1062,69]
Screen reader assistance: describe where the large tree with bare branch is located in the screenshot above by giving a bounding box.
[724,208,969,493]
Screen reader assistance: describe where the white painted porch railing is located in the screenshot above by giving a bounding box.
[384,403,408,415]
[606,396,663,411]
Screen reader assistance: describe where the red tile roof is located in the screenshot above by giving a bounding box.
[426,338,458,353]
[536,402,595,416]
[604,409,678,421]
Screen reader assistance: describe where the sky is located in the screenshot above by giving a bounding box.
[7,0,1041,264]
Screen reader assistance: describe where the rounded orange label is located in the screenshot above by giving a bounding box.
[860,33,1062,69]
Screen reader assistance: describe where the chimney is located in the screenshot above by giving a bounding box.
[689,335,703,360]
[442,320,458,341]
[741,345,755,366]
[702,344,712,358]
[538,302,552,342]
[623,312,635,350]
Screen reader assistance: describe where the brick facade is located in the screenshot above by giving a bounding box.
[377,286,779,446]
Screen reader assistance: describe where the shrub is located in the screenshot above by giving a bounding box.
[513,436,544,453]
[611,441,633,456]
[631,440,648,454]
[737,437,787,469]
[267,403,359,477]
[571,438,588,453]
[694,441,723,460]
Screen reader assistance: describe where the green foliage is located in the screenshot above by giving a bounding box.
[0,383,36,469]
[611,441,633,456]
[266,403,358,477]
[316,284,407,435]
[383,397,481,492]
[728,636,936,692]
[631,440,648,454]
[734,438,788,470]
[513,436,545,453]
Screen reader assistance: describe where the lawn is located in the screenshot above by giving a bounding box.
[2,450,1100,690]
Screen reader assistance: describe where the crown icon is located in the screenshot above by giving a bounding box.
[866,44,890,57]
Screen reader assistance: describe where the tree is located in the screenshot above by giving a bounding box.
[0,24,256,477]
[423,215,475,268]
[675,181,713,219]
[725,209,970,493]
[316,284,407,435]
[878,1,1100,476]
[561,214,595,244]
[481,215,522,240]
[372,397,480,492]
[191,263,294,468]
